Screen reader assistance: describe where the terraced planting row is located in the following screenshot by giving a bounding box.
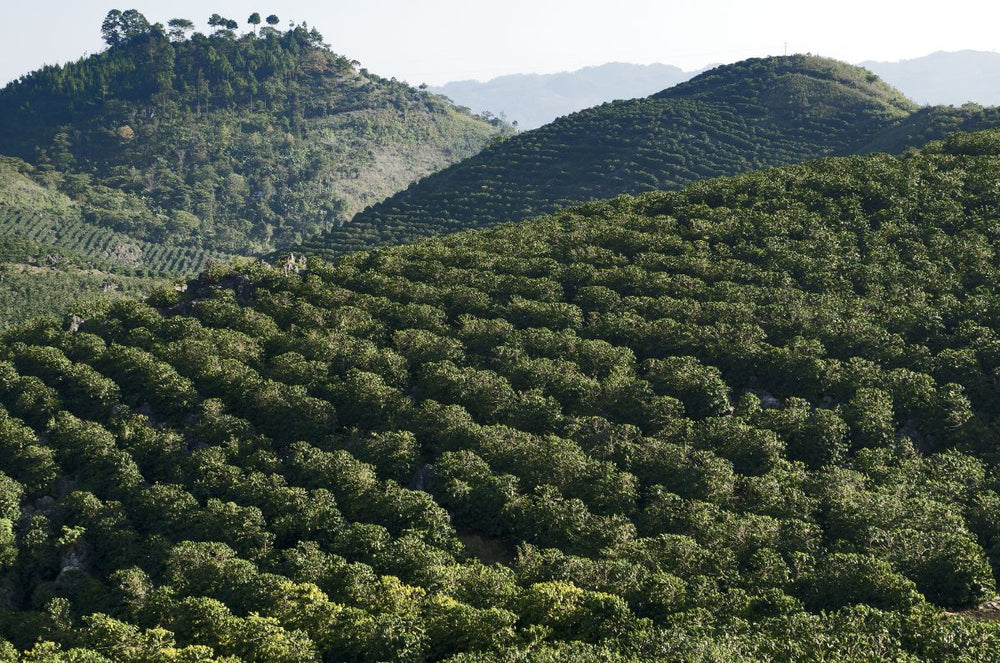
[0,208,230,275]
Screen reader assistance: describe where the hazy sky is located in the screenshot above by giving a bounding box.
[4,1,1000,87]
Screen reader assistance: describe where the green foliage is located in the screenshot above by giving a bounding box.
[0,17,507,255]
[300,55,1000,259]
[0,202,231,275]
[5,132,1000,658]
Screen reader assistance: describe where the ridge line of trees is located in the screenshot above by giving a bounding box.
[105,9,288,48]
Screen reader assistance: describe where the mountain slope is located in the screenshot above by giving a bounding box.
[300,55,986,260]
[0,157,208,326]
[3,130,1000,659]
[0,19,507,253]
[0,158,231,275]
[859,102,1000,155]
[431,62,699,129]
[863,50,1000,106]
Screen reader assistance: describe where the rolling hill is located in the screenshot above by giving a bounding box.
[0,11,512,326]
[0,15,509,254]
[1,129,1000,659]
[299,55,1000,261]
[432,51,1000,132]
[302,55,1000,256]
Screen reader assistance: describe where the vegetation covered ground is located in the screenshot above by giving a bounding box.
[0,10,510,325]
[0,131,999,659]
[304,55,1000,258]
[0,13,508,254]
[0,158,207,327]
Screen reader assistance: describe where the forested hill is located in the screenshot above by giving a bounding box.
[3,130,1000,659]
[0,13,508,253]
[655,54,914,119]
[299,55,1000,260]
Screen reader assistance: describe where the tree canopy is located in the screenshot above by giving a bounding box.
[0,14,509,255]
[100,9,153,47]
[0,132,999,658]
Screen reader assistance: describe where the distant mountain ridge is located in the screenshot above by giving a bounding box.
[434,51,1000,132]
[862,50,1000,106]
[301,55,1000,261]
[431,62,701,129]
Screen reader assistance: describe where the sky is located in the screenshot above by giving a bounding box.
[3,0,1000,87]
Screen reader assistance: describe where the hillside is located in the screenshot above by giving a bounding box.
[0,156,236,327]
[0,258,156,330]
[431,62,699,130]
[863,50,1000,106]
[0,13,508,254]
[1,130,1000,659]
[300,55,994,260]
[0,158,232,275]
[859,102,1000,155]
[0,157,202,326]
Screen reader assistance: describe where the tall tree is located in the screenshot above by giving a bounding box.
[101,9,151,47]
[208,13,237,38]
[248,12,261,35]
[101,10,124,46]
[167,18,195,42]
[261,14,281,37]
[121,9,150,35]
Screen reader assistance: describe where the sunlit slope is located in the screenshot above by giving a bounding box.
[0,23,506,253]
[298,54,989,259]
[1,131,1000,658]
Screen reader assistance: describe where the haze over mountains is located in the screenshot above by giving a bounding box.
[430,63,702,130]
[435,51,1000,130]
[863,50,1000,106]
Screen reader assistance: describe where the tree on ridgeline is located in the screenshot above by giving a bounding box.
[206,13,239,38]
[166,18,194,42]
[101,9,151,47]
[260,14,281,36]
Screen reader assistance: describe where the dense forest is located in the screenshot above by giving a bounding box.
[0,11,509,253]
[301,56,1000,259]
[0,130,999,659]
